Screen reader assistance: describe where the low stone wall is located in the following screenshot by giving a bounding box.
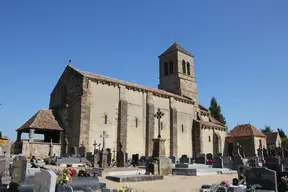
[21,141,61,159]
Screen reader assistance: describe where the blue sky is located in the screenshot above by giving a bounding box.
[1,1,288,140]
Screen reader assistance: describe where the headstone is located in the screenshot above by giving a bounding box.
[223,156,232,169]
[86,152,93,163]
[2,142,11,155]
[11,156,27,184]
[212,156,223,168]
[206,153,213,160]
[231,155,243,170]
[79,145,86,157]
[245,167,277,191]
[139,156,146,166]
[107,149,112,166]
[0,154,11,187]
[132,154,139,166]
[265,156,283,173]
[195,154,206,164]
[0,147,3,156]
[179,155,189,164]
[33,170,56,192]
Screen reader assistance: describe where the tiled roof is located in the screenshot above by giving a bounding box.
[199,104,209,112]
[264,132,279,144]
[17,109,63,132]
[227,124,266,138]
[159,42,194,57]
[195,119,225,129]
[70,65,194,103]
[210,116,224,126]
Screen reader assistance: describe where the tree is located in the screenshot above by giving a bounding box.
[0,131,2,139]
[260,125,273,133]
[209,97,226,125]
[278,128,287,138]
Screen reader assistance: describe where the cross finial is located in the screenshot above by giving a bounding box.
[68,60,72,65]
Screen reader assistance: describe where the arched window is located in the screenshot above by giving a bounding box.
[164,62,168,76]
[104,115,108,124]
[187,62,191,75]
[182,60,186,74]
[181,124,184,133]
[209,136,211,142]
[169,61,173,74]
[135,118,138,128]
[161,122,163,130]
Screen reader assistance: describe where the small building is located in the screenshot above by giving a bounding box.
[14,109,63,158]
[264,132,282,148]
[224,124,267,157]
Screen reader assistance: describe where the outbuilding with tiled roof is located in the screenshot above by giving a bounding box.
[224,124,267,157]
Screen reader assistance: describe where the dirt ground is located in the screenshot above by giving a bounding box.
[99,174,237,192]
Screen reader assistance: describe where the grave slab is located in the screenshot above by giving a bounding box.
[105,174,163,182]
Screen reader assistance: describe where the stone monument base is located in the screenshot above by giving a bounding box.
[153,157,172,176]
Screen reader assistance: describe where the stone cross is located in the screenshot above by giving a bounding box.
[154,108,165,138]
[100,131,109,151]
[93,140,97,153]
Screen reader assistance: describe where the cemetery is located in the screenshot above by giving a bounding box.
[1,108,288,191]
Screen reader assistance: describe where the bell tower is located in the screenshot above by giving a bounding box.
[158,42,198,103]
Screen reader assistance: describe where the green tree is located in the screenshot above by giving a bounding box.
[278,128,287,138]
[261,125,273,133]
[209,97,226,125]
[0,131,2,139]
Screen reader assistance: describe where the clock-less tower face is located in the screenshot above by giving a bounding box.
[158,43,198,104]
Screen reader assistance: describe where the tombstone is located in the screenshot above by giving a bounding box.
[169,156,175,164]
[245,167,277,191]
[86,152,93,163]
[132,154,139,166]
[231,155,243,170]
[265,156,283,173]
[79,144,86,157]
[195,154,206,164]
[107,149,112,166]
[206,153,213,165]
[0,154,11,188]
[2,142,11,155]
[223,156,232,169]
[33,170,56,192]
[0,147,3,156]
[9,156,27,190]
[179,154,189,164]
[71,147,77,156]
[212,156,223,168]
[139,156,146,166]
[263,147,268,159]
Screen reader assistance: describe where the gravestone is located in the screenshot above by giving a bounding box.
[265,156,283,173]
[107,149,112,166]
[212,156,223,168]
[245,167,277,191]
[0,147,3,155]
[0,154,11,187]
[2,141,11,155]
[33,170,56,192]
[11,156,27,184]
[86,152,93,163]
[179,155,189,164]
[206,153,213,160]
[139,156,146,166]
[195,154,206,164]
[169,156,175,164]
[223,156,232,169]
[132,154,139,166]
[231,155,243,170]
[79,145,86,157]
[93,149,100,167]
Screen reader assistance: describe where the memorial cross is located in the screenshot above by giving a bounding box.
[93,140,97,153]
[154,108,165,138]
[98,143,101,151]
[100,131,109,150]
[112,148,116,161]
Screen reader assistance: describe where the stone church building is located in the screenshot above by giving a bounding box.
[17,43,227,158]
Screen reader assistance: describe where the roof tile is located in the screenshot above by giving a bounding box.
[227,124,266,138]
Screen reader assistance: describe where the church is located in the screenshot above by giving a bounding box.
[16,43,227,158]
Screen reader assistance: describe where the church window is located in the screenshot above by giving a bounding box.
[187,62,191,75]
[164,62,168,76]
[169,61,174,74]
[135,118,138,128]
[161,122,163,130]
[182,60,186,74]
[104,115,108,124]
[209,136,211,142]
[181,124,184,133]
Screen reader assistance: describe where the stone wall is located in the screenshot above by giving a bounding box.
[21,141,61,159]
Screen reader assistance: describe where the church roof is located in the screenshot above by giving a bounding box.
[264,132,279,144]
[17,109,63,132]
[196,120,225,129]
[70,65,194,104]
[227,124,266,138]
[159,42,194,57]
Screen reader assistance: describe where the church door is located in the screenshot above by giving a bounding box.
[213,132,221,156]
